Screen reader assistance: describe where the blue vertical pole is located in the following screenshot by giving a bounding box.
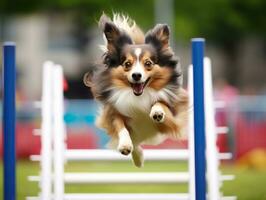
[192,38,206,200]
[3,42,16,200]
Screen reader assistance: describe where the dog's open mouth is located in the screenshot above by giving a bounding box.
[130,78,150,96]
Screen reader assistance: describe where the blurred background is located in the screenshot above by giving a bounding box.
[0,0,266,199]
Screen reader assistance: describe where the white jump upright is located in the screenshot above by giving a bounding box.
[188,64,195,200]
[40,61,53,200]
[52,64,65,200]
[27,46,236,200]
[204,57,220,200]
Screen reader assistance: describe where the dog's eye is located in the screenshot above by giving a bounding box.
[123,61,132,70]
[144,60,153,69]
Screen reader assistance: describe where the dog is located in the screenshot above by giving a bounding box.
[84,13,188,167]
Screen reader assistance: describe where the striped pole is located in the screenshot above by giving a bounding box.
[3,42,16,200]
[192,38,206,200]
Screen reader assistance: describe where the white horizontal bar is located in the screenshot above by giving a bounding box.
[30,149,232,162]
[26,194,237,200]
[26,197,38,200]
[216,126,229,134]
[66,149,189,161]
[28,176,41,182]
[64,172,189,184]
[32,129,41,136]
[30,156,40,161]
[67,193,189,200]
[27,193,189,200]
[29,173,234,184]
[219,152,232,160]
[29,172,189,184]
[221,175,235,181]
[221,197,237,200]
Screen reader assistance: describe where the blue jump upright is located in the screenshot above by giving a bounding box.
[192,38,206,200]
[3,42,16,200]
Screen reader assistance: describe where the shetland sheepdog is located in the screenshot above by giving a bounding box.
[84,13,189,167]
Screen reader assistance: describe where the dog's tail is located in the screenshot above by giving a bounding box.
[83,71,93,87]
[99,13,145,52]
[83,63,105,87]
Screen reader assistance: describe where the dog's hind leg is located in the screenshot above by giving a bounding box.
[132,145,144,168]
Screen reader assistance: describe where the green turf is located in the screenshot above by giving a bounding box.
[1,160,266,200]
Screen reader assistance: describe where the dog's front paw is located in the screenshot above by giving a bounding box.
[150,104,165,123]
[117,128,133,155]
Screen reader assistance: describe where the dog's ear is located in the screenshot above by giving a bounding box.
[98,13,112,31]
[145,24,170,50]
[99,14,120,44]
[99,14,132,52]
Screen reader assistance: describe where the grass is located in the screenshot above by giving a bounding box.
[1,160,266,200]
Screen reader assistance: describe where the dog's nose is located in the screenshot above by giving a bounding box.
[132,73,142,81]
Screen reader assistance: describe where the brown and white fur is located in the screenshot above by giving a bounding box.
[84,14,188,167]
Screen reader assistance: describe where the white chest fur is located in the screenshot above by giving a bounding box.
[109,88,170,117]
[109,88,153,116]
[108,88,170,145]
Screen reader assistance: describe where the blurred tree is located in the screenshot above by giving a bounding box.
[3,0,264,38]
[171,0,266,85]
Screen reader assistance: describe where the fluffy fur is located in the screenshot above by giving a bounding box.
[84,13,188,167]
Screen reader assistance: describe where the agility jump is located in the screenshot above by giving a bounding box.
[2,39,235,200]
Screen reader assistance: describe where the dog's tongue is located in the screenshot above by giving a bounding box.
[132,83,145,96]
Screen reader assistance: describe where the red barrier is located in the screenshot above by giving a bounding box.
[1,118,265,159]
[235,117,266,158]
[0,123,98,158]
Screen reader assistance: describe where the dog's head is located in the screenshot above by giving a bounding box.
[88,14,181,97]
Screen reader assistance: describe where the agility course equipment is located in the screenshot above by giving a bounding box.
[1,39,235,200]
[27,38,235,200]
[2,42,16,200]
